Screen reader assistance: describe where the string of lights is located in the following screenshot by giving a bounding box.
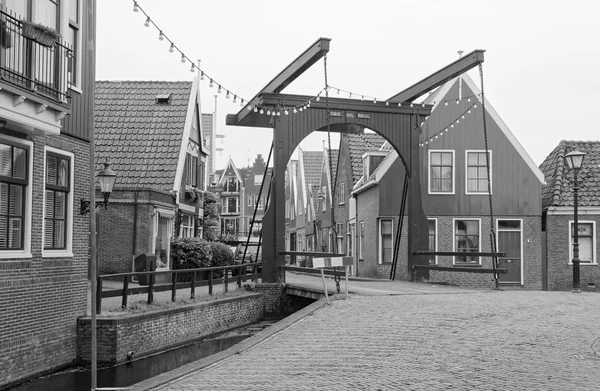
[419,100,479,146]
[132,0,323,115]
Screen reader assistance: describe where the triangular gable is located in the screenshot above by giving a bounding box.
[352,150,399,195]
[174,75,202,192]
[218,157,243,185]
[425,74,544,184]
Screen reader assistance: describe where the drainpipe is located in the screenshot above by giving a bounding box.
[132,190,138,272]
[354,193,359,275]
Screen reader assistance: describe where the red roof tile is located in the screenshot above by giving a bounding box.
[94,80,193,190]
[539,140,600,209]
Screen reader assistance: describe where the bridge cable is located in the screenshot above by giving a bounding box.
[478,64,499,289]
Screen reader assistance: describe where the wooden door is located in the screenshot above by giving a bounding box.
[497,220,522,284]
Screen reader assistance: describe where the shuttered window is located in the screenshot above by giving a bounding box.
[45,154,70,250]
[0,143,27,250]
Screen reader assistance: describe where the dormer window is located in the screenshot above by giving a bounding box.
[224,177,239,192]
[362,152,387,179]
[155,94,172,104]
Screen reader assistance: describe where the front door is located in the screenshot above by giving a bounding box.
[497,220,522,284]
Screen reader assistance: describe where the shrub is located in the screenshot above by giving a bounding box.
[171,237,212,281]
[209,242,235,278]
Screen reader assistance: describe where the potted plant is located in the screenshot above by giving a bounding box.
[20,20,60,47]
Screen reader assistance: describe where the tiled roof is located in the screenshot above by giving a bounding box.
[95,80,193,190]
[346,133,387,183]
[539,140,600,209]
[302,150,323,194]
[202,113,213,173]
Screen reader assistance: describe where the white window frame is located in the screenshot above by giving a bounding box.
[428,218,438,265]
[0,135,33,259]
[152,208,174,271]
[42,146,74,258]
[65,0,83,92]
[248,194,253,207]
[222,196,239,214]
[359,221,364,260]
[254,174,263,185]
[452,218,481,265]
[180,214,195,238]
[465,150,492,195]
[568,220,597,265]
[338,182,346,205]
[428,150,455,195]
[379,218,394,265]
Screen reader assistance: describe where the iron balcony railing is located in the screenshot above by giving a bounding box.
[0,10,72,104]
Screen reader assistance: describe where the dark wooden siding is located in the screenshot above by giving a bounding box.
[420,80,542,216]
[62,0,95,141]
[379,158,408,216]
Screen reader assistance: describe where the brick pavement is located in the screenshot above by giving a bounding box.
[141,289,600,391]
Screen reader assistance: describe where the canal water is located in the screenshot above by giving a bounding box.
[8,320,279,391]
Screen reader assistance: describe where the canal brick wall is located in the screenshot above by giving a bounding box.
[77,293,265,364]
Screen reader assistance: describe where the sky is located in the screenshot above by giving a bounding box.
[96,0,600,171]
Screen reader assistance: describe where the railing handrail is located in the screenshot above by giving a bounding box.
[99,262,263,279]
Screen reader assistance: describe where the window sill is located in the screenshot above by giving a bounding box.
[429,191,455,195]
[0,252,32,260]
[452,263,482,267]
[42,251,74,258]
[568,262,598,266]
[68,85,82,94]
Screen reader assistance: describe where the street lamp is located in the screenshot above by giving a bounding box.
[80,163,117,214]
[564,150,586,292]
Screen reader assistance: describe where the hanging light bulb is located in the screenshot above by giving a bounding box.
[361,95,364,101]
[267,109,271,115]
[200,72,205,81]
[144,17,150,27]
[474,104,477,108]
[226,91,230,99]
[349,93,352,98]
[425,141,428,144]
[253,106,258,112]
[159,31,164,41]
[133,1,139,12]
[457,120,460,124]
[272,111,277,116]
[373,98,377,104]
[181,53,186,63]
[307,102,311,108]
[284,109,289,115]
[247,105,252,111]
[233,95,237,103]
[190,63,195,72]
[445,128,448,132]
[451,124,454,128]
[410,103,414,107]
[468,109,471,114]
[217,85,222,94]
[445,101,448,106]
[421,122,425,126]
[293,108,298,114]
[422,103,425,107]
[385,102,389,106]
[209,79,214,88]
[316,96,320,101]
[240,99,245,107]
[299,107,303,112]
[425,116,429,121]
[467,97,471,102]
[435,135,438,139]
[462,115,465,119]
[169,43,175,53]
[456,99,459,104]
[259,109,264,114]
[336,89,340,94]
[398,102,402,107]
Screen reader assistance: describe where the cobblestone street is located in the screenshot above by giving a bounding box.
[138,289,600,390]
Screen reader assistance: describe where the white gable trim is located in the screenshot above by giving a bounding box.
[174,76,199,193]
[461,74,545,184]
[298,148,308,208]
[218,157,243,185]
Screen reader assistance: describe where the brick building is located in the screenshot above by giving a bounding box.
[0,0,95,386]
[350,74,545,289]
[94,78,209,275]
[540,140,600,291]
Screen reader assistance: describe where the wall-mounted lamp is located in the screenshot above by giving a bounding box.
[80,163,117,214]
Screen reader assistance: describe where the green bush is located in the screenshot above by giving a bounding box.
[171,237,213,281]
[209,242,235,278]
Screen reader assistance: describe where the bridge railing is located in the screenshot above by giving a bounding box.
[96,263,262,314]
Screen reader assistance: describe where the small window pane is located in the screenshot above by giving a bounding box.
[478,153,488,165]
[441,152,452,165]
[381,220,392,235]
[57,159,69,187]
[68,0,79,22]
[499,220,520,230]
[466,221,478,234]
[468,179,478,192]
[8,218,21,248]
[55,192,66,218]
[0,217,6,248]
[47,156,57,185]
[441,167,452,179]
[8,185,22,216]
[478,167,488,179]
[0,183,7,214]
[430,153,441,165]
[55,220,65,248]
[0,145,10,177]
[12,147,26,178]
[468,153,478,165]
[45,190,54,219]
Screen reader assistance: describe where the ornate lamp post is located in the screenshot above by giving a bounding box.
[564,150,586,292]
